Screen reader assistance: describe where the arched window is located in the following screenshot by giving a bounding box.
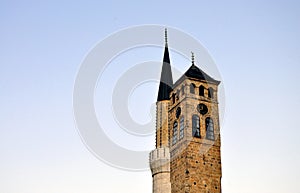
[192,115,200,138]
[181,85,185,96]
[172,93,175,104]
[199,85,205,96]
[176,90,180,100]
[190,83,195,94]
[179,116,184,139]
[206,117,214,140]
[172,121,178,145]
[208,87,214,99]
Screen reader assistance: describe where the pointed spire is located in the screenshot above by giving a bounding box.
[157,29,173,101]
[163,30,170,64]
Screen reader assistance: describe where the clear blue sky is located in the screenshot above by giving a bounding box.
[1,1,300,193]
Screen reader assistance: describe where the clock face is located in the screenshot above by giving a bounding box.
[197,103,208,115]
[176,107,181,118]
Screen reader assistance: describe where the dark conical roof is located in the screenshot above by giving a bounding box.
[185,65,219,83]
[157,42,173,101]
[174,64,220,87]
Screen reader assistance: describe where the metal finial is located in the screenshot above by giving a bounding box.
[191,51,195,65]
[165,28,168,44]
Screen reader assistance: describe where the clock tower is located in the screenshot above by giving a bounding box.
[149,30,222,193]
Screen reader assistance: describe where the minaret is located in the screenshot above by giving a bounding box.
[156,28,173,148]
[149,29,172,193]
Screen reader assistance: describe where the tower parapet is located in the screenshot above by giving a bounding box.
[149,148,171,193]
[150,147,170,175]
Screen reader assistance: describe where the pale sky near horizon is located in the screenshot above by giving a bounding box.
[1,1,300,193]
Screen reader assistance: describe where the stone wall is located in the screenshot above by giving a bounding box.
[168,79,222,193]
